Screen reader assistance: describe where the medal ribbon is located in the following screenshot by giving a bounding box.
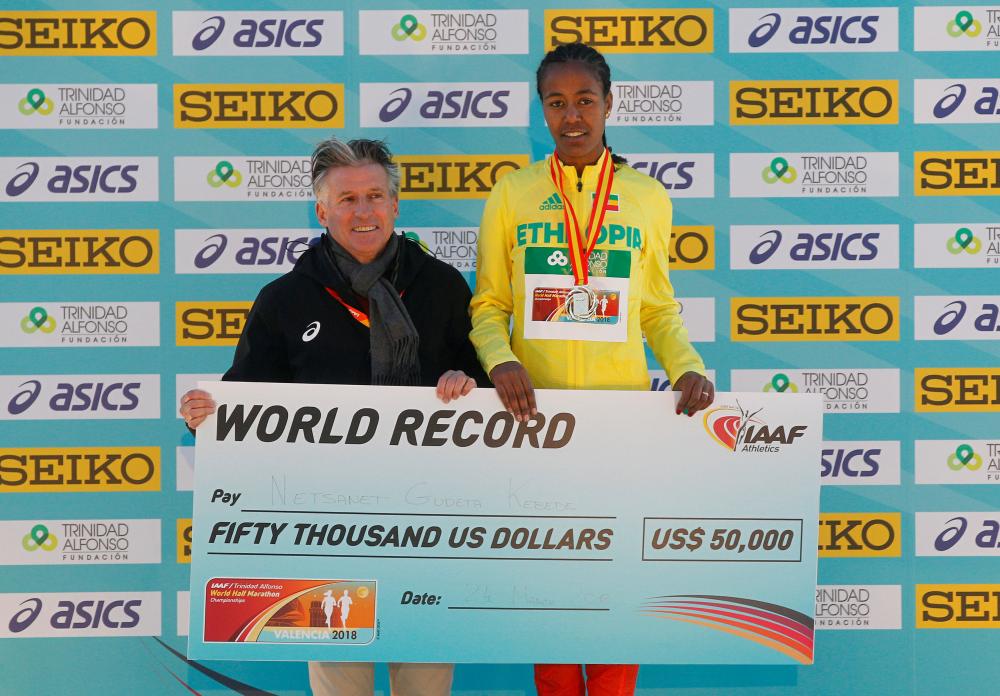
[548,149,615,286]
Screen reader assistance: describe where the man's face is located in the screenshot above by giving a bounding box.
[316,163,398,264]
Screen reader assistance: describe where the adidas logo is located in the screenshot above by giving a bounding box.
[539,193,563,211]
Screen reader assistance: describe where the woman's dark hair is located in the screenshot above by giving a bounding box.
[535,42,627,168]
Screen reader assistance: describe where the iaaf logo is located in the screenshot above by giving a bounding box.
[0,375,160,420]
[915,7,1000,52]
[729,8,898,53]
[917,513,1000,556]
[703,402,808,454]
[360,82,528,128]
[0,158,158,202]
[914,224,1000,268]
[0,84,157,130]
[172,12,343,55]
[730,152,899,198]
[175,229,319,274]
[915,80,1000,124]
[0,592,160,637]
[607,81,713,126]
[730,225,899,269]
[915,296,1000,340]
[623,153,714,198]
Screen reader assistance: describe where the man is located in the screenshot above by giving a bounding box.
[180,136,484,696]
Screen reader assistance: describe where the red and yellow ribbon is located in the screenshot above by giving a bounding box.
[548,148,615,286]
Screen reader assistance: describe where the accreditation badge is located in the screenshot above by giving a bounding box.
[523,246,629,342]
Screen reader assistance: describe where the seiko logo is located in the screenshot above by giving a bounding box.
[731,81,896,124]
[0,231,158,274]
[396,156,526,198]
[176,303,251,345]
[818,514,900,556]
[546,10,713,52]
[917,153,1000,194]
[0,13,156,54]
[302,321,321,342]
[0,449,159,490]
[175,85,343,127]
[732,297,898,340]
[916,370,1000,411]
[918,586,1000,627]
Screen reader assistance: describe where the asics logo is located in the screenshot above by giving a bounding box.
[302,321,321,342]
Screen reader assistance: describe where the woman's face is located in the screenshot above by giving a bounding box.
[539,61,611,171]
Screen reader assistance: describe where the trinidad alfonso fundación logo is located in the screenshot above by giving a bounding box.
[704,401,807,454]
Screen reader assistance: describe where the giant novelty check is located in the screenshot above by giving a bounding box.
[188,382,822,664]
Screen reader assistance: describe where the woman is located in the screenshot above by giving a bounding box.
[469,43,715,696]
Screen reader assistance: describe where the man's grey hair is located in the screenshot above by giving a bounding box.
[311,137,400,199]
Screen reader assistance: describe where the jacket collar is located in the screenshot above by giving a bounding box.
[293,232,429,296]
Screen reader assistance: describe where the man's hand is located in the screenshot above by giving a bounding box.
[489,360,537,422]
[436,370,476,404]
[673,371,714,416]
[179,388,216,430]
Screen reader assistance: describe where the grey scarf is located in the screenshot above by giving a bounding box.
[322,233,421,386]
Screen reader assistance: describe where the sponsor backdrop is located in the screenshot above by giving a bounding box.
[0,1,997,694]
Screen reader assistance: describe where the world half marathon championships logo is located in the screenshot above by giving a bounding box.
[18,89,53,116]
[949,444,983,470]
[640,595,814,664]
[393,15,426,41]
[948,227,982,254]
[703,402,807,453]
[22,524,57,552]
[762,157,797,184]
[208,161,242,188]
[20,307,55,334]
[948,10,982,37]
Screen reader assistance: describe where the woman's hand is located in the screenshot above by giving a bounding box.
[436,370,476,404]
[489,360,537,422]
[673,371,714,416]
[179,388,216,430]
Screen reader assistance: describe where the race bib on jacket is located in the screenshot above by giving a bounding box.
[522,247,629,342]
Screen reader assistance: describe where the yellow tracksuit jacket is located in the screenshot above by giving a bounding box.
[470,151,706,390]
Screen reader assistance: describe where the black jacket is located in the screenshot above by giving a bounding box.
[223,235,488,386]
